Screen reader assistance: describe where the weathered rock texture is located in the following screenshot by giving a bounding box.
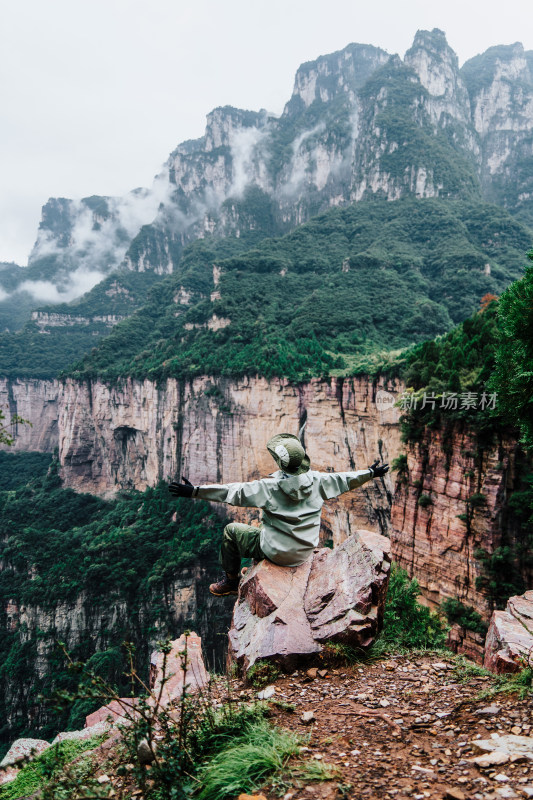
[0,737,50,768]
[228,530,391,672]
[2,566,230,735]
[446,623,485,665]
[57,375,402,541]
[85,700,138,728]
[391,424,525,618]
[0,378,60,452]
[484,591,533,673]
[150,631,208,705]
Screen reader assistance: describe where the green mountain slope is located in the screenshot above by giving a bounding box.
[68,197,533,384]
[0,234,267,380]
[0,460,231,743]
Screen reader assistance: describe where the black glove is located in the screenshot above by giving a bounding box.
[169,476,195,498]
[369,460,389,478]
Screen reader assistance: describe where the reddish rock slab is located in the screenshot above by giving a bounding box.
[230,557,319,672]
[507,590,533,635]
[484,609,533,674]
[85,698,140,728]
[150,631,209,705]
[447,623,485,665]
[229,530,391,673]
[0,738,50,768]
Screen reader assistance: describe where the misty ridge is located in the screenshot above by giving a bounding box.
[0,28,532,326]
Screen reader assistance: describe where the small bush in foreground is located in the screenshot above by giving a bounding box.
[0,735,105,800]
[197,718,300,800]
[247,660,280,689]
[380,563,447,651]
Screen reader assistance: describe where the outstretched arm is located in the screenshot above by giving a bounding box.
[318,460,389,500]
[169,476,272,508]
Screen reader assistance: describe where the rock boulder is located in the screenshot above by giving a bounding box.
[484,590,533,674]
[228,530,391,672]
[150,631,209,705]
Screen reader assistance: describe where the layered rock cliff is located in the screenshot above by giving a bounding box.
[391,423,528,618]
[0,379,60,451]
[57,375,403,543]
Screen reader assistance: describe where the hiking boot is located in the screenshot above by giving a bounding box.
[209,573,240,597]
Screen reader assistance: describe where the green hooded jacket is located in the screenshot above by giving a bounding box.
[195,468,373,567]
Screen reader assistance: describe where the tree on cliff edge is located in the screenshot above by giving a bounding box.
[493,249,533,450]
[0,408,29,446]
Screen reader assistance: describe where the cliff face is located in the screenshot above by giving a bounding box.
[0,379,60,452]
[391,424,524,618]
[58,375,403,543]
[2,566,233,734]
[462,42,533,220]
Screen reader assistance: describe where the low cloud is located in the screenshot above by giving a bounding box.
[18,168,176,305]
[19,266,106,304]
[280,123,326,197]
[30,167,174,271]
[230,126,269,197]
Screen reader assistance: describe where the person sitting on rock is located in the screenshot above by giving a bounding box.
[168,432,389,597]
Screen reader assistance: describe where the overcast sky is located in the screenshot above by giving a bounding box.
[1,0,532,265]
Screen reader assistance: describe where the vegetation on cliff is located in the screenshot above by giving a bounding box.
[396,261,533,612]
[0,459,231,744]
[65,198,531,383]
[396,297,501,444]
[492,249,533,451]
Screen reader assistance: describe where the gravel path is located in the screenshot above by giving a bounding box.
[245,654,533,800]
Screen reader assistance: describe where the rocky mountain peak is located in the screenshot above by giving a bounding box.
[204,105,270,152]
[404,28,470,125]
[7,30,533,317]
[284,42,390,115]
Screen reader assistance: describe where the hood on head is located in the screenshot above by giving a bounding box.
[267,433,310,475]
[277,471,314,501]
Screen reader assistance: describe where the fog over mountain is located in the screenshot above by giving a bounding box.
[0,29,532,336]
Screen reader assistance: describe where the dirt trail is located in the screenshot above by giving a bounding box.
[242,654,533,800]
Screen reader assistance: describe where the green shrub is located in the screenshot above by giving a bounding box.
[469,492,487,508]
[380,563,447,651]
[474,546,526,606]
[0,735,106,800]
[417,494,433,508]
[491,250,533,450]
[247,661,281,689]
[441,597,488,636]
[392,454,408,471]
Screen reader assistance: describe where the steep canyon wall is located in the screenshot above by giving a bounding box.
[3,566,233,734]
[0,379,60,452]
[392,425,528,618]
[57,375,403,543]
[1,374,524,615]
